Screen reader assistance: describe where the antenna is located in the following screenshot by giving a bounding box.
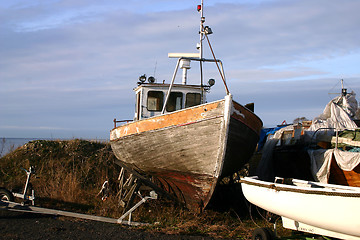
[153,60,157,78]
[328,79,342,96]
[328,79,358,100]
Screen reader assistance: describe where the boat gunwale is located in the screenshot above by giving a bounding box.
[230,111,262,135]
[233,101,263,124]
[110,114,224,142]
[110,97,262,140]
[111,98,226,132]
[241,177,360,197]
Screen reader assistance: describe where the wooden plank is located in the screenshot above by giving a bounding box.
[111,117,223,175]
[113,159,180,204]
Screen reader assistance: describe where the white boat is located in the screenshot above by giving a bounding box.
[241,176,360,239]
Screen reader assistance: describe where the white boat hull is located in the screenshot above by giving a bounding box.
[241,177,360,239]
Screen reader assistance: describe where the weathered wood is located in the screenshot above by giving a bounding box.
[123,181,141,212]
[114,160,180,203]
[110,100,225,140]
[110,96,262,210]
[112,117,223,175]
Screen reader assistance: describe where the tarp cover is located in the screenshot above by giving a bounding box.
[306,98,358,136]
[258,125,288,151]
[257,125,294,181]
[306,93,359,183]
[308,149,360,183]
[257,92,359,182]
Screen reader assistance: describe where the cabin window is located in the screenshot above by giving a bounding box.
[185,93,201,108]
[166,92,183,112]
[147,91,163,111]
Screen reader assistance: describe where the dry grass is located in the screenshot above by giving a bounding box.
[0,139,290,239]
[0,139,118,208]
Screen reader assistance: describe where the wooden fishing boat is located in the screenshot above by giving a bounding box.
[110,1,262,210]
[241,176,360,240]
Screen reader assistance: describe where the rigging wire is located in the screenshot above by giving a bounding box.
[203,28,230,95]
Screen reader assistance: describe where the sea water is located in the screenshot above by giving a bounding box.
[0,138,45,157]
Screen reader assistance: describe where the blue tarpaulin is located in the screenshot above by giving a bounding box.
[258,125,288,151]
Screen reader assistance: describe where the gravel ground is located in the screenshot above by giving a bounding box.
[0,211,221,240]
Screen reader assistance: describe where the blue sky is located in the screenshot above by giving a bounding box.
[1,0,360,139]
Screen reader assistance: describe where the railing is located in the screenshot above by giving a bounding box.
[113,119,132,128]
[309,127,360,149]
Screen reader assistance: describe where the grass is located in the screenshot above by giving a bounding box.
[0,139,292,239]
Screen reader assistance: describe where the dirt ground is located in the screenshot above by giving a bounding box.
[0,211,223,240]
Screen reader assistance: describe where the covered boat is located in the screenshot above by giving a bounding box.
[257,80,360,187]
[241,176,360,239]
[110,1,262,210]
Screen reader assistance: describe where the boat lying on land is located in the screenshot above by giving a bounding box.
[241,176,360,240]
[110,1,262,210]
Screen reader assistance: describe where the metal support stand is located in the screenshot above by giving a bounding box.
[9,167,36,205]
[1,165,160,226]
[1,194,157,226]
[118,191,157,225]
[1,161,180,226]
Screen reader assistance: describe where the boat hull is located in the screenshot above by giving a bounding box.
[110,96,262,209]
[241,177,360,239]
[329,152,360,187]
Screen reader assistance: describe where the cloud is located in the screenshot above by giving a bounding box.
[1,0,360,138]
[207,0,360,67]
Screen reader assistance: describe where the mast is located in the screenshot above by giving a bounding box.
[198,0,205,102]
[162,1,229,114]
[198,1,230,95]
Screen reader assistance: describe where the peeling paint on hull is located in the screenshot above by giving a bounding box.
[110,96,262,210]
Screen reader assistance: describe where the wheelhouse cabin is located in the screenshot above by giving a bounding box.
[134,83,207,120]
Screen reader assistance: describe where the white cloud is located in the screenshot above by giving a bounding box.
[1,0,360,138]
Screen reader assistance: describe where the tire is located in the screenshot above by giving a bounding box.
[0,188,14,202]
[252,227,274,240]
